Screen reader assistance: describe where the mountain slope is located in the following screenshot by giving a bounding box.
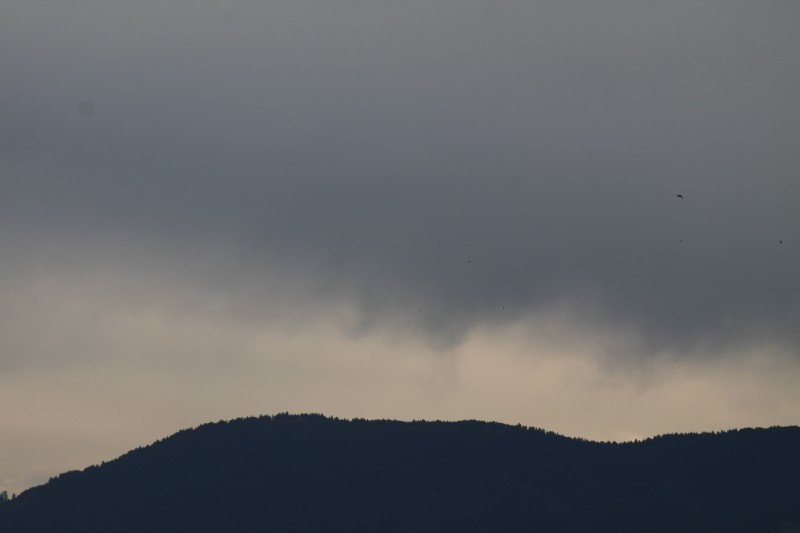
[1,414,799,532]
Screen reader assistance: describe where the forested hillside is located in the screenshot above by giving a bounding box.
[1,414,799,532]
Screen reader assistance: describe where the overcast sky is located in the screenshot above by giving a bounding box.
[2,0,800,495]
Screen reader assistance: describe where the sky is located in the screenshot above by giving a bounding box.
[2,0,800,495]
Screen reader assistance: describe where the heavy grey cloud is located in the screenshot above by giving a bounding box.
[3,0,800,357]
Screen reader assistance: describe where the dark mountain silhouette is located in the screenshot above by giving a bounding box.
[1,414,799,532]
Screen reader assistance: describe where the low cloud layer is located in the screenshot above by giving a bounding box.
[2,0,800,495]
[2,248,799,495]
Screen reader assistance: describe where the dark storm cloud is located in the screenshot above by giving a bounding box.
[3,0,800,354]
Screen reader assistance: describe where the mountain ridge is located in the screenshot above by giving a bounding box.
[2,413,799,532]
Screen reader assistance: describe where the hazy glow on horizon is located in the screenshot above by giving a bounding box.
[2,0,800,495]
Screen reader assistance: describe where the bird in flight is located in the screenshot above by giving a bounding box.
[676,194,684,199]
